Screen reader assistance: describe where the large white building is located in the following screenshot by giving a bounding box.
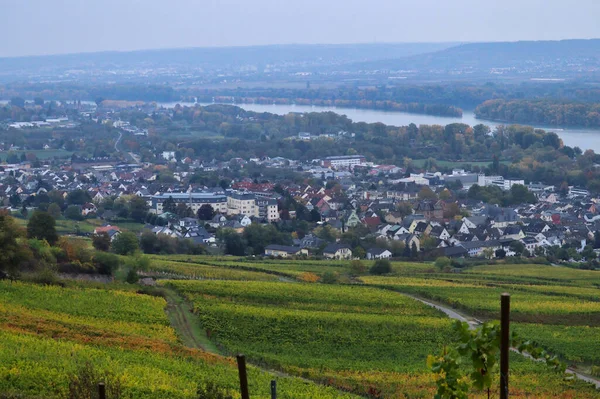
[152,193,227,215]
[322,155,366,169]
[477,175,525,190]
[227,192,259,217]
[152,191,279,221]
[256,198,280,222]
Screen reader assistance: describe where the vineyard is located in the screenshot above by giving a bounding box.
[0,281,357,399]
[1,256,600,398]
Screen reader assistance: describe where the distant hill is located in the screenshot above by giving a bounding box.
[0,43,456,81]
[348,39,600,79]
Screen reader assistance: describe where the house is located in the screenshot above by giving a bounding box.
[430,226,451,240]
[296,234,325,249]
[184,226,215,245]
[264,245,308,258]
[414,200,443,220]
[151,226,179,237]
[412,221,432,237]
[366,248,392,260]
[93,225,121,241]
[502,225,525,240]
[384,211,403,224]
[323,243,353,260]
[179,217,199,229]
[462,216,488,230]
[81,202,97,216]
[441,246,469,258]
[346,210,361,228]
[396,234,421,252]
[236,215,252,227]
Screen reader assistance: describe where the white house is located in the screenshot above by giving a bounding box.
[366,248,393,260]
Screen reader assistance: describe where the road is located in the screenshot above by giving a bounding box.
[114,130,123,152]
[401,292,600,389]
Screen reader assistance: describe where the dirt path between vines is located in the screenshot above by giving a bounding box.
[163,288,363,397]
[400,291,600,389]
[164,288,221,353]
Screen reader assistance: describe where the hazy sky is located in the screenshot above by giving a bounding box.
[2,0,600,57]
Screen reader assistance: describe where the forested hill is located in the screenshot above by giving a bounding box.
[475,99,600,128]
[349,39,600,79]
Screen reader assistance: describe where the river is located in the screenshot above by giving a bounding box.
[191,102,600,153]
[4,99,600,152]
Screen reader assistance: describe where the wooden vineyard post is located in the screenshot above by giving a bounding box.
[500,293,510,399]
[237,354,250,399]
[98,382,106,399]
[270,380,277,399]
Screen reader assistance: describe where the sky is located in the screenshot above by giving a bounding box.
[2,0,600,57]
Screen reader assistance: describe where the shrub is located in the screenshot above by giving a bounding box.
[298,272,320,283]
[434,257,452,271]
[93,252,120,275]
[320,271,338,284]
[369,259,392,275]
[350,260,368,275]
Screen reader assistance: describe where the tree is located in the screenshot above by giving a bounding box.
[47,203,62,219]
[0,211,30,275]
[443,203,461,219]
[418,186,437,201]
[370,259,392,275]
[310,208,321,222]
[594,231,600,249]
[434,257,452,271]
[197,204,215,221]
[92,232,111,252]
[396,202,413,218]
[67,190,92,206]
[411,242,419,259]
[129,196,149,223]
[140,231,159,253]
[509,241,525,257]
[483,248,495,259]
[33,97,44,106]
[495,248,506,259]
[65,205,83,221]
[220,229,246,256]
[175,203,194,218]
[10,97,25,108]
[162,197,176,214]
[353,246,366,259]
[27,211,58,245]
[9,193,21,208]
[111,232,139,255]
[93,252,119,275]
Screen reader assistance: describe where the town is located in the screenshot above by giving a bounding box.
[1,99,598,267]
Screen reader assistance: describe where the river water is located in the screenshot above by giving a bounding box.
[193,102,600,153]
